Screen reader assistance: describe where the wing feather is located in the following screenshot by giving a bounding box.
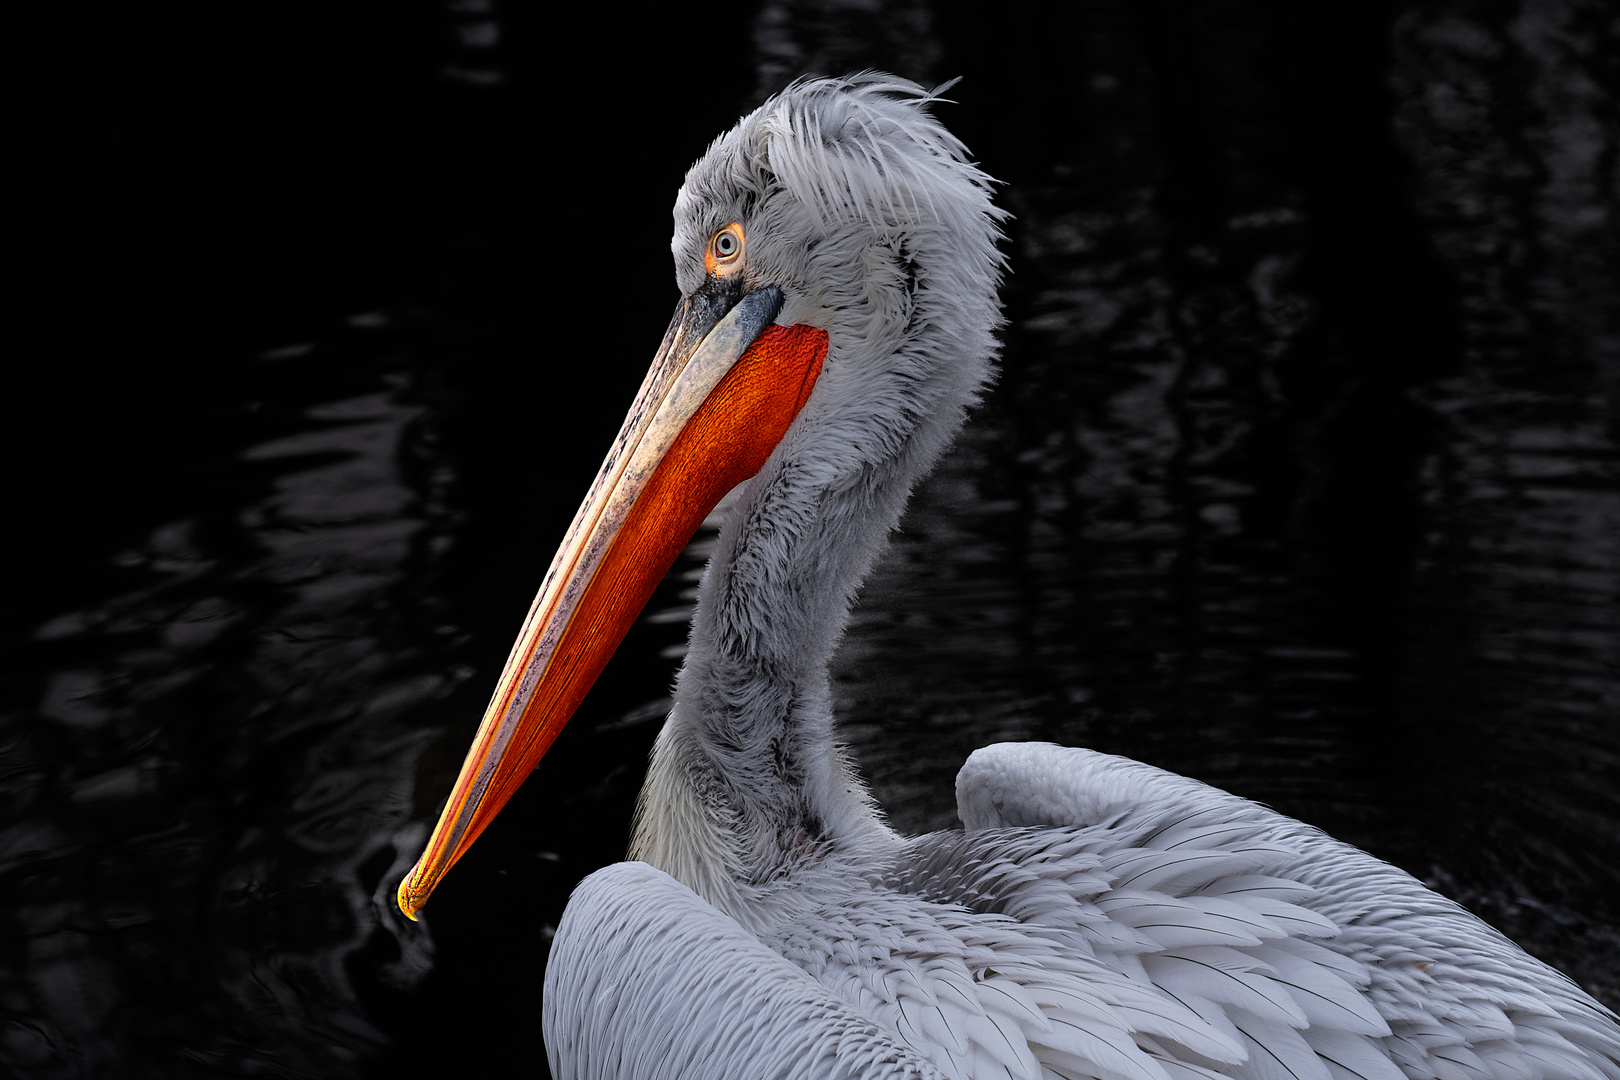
[1301,1029,1407,1080]
[1231,1012,1332,1080]
[944,742,1620,1080]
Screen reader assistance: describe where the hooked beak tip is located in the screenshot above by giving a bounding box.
[396,877,424,921]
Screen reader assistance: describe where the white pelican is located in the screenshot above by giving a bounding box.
[398,74,1620,1080]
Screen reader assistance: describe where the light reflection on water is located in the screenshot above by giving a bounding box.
[3,335,456,1076]
[4,0,1620,1076]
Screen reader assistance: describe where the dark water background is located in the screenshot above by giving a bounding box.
[6,1,1619,1076]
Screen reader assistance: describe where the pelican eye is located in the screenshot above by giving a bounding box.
[713,229,741,261]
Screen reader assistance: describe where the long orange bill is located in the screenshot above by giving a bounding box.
[398,282,828,919]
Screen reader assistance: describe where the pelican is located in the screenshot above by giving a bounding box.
[398,74,1620,1080]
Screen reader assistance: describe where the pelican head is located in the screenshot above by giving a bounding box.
[398,73,1007,918]
[672,71,1006,418]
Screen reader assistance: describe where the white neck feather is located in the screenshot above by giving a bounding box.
[627,75,1006,923]
[630,284,991,924]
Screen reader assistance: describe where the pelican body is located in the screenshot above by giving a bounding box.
[399,75,1620,1080]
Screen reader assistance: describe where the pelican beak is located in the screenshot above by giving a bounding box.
[397,281,827,919]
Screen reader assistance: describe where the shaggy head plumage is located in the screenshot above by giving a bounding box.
[672,73,1008,443]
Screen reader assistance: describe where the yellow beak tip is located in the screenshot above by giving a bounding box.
[396,881,423,922]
